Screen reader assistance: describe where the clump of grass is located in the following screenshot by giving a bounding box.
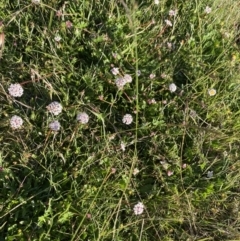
[0,0,240,240]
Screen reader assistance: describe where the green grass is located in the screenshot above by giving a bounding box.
[1,0,240,240]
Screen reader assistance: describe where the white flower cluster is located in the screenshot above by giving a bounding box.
[8,83,24,97]
[77,112,89,124]
[115,74,132,90]
[32,0,40,4]
[133,202,144,215]
[49,120,61,131]
[122,114,133,125]
[10,115,23,129]
[46,101,63,116]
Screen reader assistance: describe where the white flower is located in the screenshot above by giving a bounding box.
[120,142,126,151]
[133,202,144,215]
[208,88,216,96]
[205,6,212,14]
[149,73,156,79]
[10,115,23,129]
[111,67,119,75]
[169,10,177,16]
[165,19,172,27]
[77,112,89,124]
[115,77,126,90]
[154,0,159,5]
[8,83,24,97]
[169,83,177,93]
[122,114,133,125]
[137,70,141,76]
[123,74,132,83]
[54,35,61,42]
[133,168,139,176]
[167,42,173,49]
[46,101,63,116]
[32,0,40,4]
[207,171,213,178]
[49,120,61,131]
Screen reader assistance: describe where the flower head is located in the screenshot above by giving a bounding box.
[10,115,23,129]
[133,202,144,215]
[123,74,132,83]
[115,77,126,90]
[66,20,73,29]
[154,0,159,4]
[122,114,133,125]
[54,35,61,42]
[8,83,24,97]
[149,73,156,79]
[169,83,177,93]
[167,170,174,176]
[169,10,177,16]
[208,88,216,96]
[49,120,61,131]
[165,19,172,27]
[111,67,119,75]
[133,168,139,176]
[121,142,126,151]
[46,102,63,116]
[77,112,89,124]
[205,6,212,14]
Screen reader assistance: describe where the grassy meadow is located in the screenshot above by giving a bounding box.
[1,0,240,240]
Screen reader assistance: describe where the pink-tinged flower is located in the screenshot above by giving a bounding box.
[8,83,24,97]
[66,20,73,29]
[123,74,132,83]
[10,115,23,129]
[77,112,89,124]
[86,213,92,219]
[49,120,61,131]
[115,77,126,90]
[169,10,177,16]
[122,114,133,125]
[46,102,63,116]
[147,98,156,104]
[133,202,144,215]
[161,73,167,78]
[205,6,212,14]
[111,168,116,174]
[167,170,174,176]
[182,163,187,169]
[111,67,119,75]
[165,19,172,27]
[149,73,156,79]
